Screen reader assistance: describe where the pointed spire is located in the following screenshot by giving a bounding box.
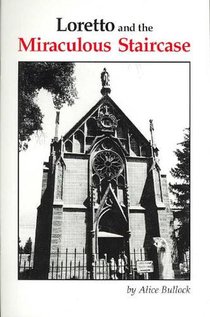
[149,119,155,165]
[54,110,60,141]
[54,103,63,141]
[100,68,111,95]
[149,119,154,148]
[149,119,160,172]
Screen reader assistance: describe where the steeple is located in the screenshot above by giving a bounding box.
[100,68,111,95]
[54,104,63,141]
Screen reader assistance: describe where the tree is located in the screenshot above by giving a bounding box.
[18,237,24,254]
[18,62,77,151]
[170,128,190,261]
[23,237,32,254]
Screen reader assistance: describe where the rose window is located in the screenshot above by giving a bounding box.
[93,150,123,179]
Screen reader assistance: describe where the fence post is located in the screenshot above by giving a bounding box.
[70,261,72,279]
[61,261,63,279]
[82,248,85,279]
[56,248,59,279]
[78,261,81,279]
[51,261,54,280]
[65,248,68,279]
[74,248,77,278]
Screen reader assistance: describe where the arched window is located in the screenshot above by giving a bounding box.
[73,131,84,153]
[87,118,97,136]
[117,121,127,139]
[117,175,125,204]
[65,140,72,152]
[92,174,100,187]
[92,174,100,204]
[130,135,140,156]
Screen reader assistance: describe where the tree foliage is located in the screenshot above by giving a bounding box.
[170,128,190,210]
[18,62,77,151]
[170,128,190,259]
[18,237,24,254]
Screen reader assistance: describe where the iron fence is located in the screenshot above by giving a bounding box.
[18,247,157,280]
[18,253,33,279]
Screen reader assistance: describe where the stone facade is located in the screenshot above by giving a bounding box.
[33,78,174,279]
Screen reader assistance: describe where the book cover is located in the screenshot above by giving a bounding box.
[1,0,209,316]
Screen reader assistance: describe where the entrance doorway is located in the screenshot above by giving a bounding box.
[98,236,124,261]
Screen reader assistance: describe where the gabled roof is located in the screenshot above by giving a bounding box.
[62,94,150,145]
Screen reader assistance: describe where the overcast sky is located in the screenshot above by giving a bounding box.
[19,62,189,245]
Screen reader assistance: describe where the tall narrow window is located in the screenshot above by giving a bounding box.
[65,140,72,152]
[130,135,140,156]
[73,131,84,153]
[87,118,97,136]
[117,175,125,204]
[117,121,127,139]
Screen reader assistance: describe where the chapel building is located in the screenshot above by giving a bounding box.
[33,69,174,279]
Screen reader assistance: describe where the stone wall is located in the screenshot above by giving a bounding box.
[127,160,148,206]
[61,209,87,253]
[129,211,146,251]
[63,157,88,205]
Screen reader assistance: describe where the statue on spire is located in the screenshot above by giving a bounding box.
[100,68,111,95]
[101,68,110,87]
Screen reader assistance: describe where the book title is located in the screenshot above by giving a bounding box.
[18,18,191,53]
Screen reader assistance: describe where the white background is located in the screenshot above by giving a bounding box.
[1,0,210,316]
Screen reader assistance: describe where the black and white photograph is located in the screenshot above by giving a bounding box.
[18,62,190,280]
[1,0,210,316]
